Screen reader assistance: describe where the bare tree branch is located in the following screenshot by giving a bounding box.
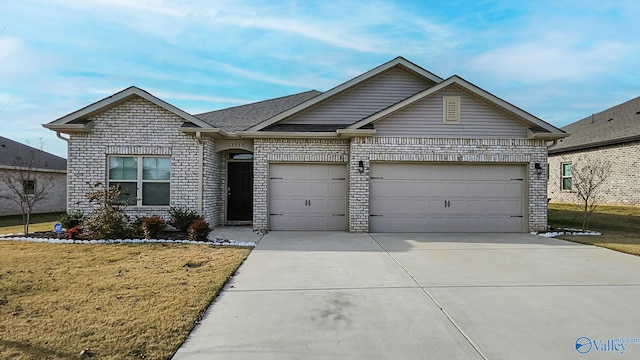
[0,139,56,235]
[570,155,612,230]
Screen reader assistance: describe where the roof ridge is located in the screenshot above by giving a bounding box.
[195,90,321,116]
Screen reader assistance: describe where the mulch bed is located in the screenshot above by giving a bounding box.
[23,230,190,240]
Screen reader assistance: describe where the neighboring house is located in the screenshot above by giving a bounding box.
[0,136,67,216]
[44,57,566,233]
[548,96,640,206]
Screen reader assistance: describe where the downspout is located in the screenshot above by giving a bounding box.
[195,131,204,214]
[56,131,70,215]
[547,140,558,149]
[56,131,69,142]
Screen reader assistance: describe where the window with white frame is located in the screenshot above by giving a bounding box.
[108,156,170,206]
[561,162,572,191]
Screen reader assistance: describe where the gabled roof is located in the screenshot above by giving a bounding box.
[44,86,213,132]
[195,90,321,132]
[347,75,567,138]
[246,56,444,131]
[549,96,640,154]
[0,136,66,171]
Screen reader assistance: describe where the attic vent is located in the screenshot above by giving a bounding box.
[443,96,461,124]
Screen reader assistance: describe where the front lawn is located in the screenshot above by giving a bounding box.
[548,203,640,256]
[0,242,251,359]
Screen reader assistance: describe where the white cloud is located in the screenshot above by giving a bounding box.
[149,89,254,105]
[469,36,629,83]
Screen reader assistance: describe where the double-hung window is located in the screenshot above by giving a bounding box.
[108,156,170,206]
[561,163,572,191]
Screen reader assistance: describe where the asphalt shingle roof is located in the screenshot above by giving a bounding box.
[550,96,640,154]
[194,90,322,132]
[0,136,67,170]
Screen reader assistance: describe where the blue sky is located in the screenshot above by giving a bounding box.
[1,0,639,158]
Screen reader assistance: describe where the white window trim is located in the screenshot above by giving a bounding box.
[561,162,572,191]
[107,155,171,207]
[443,96,461,124]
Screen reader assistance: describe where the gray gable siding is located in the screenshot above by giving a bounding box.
[280,68,431,125]
[372,87,529,138]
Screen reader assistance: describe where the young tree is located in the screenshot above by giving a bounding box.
[570,156,612,230]
[0,141,56,235]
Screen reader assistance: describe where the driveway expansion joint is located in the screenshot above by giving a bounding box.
[367,234,489,360]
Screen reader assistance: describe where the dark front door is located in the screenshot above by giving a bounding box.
[227,162,253,221]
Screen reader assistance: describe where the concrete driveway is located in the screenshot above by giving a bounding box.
[173,232,640,360]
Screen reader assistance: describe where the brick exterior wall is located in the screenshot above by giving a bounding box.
[62,97,550,233]
[202,138,223,226]
[252,137,548,233]
[548,141,640,206]
[66,97,220,224]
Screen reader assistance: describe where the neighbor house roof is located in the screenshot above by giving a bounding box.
[0,136,67,171]
[195,90,321,132]
[549,96,640,154]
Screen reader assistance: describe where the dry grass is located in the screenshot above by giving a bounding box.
[548,203,640,256]
[0,212,65,235]
[0,242,251,359]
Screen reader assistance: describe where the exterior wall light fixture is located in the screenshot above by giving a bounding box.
[358,160,365,173]
[534,162,543,176]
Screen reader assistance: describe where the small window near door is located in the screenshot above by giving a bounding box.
[229,152,253,160]
[561,163,572,190]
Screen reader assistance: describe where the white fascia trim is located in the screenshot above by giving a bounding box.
[42,123,94,133]
[527,129,569,140]
[0,165,66,174]
[246,57,444,132]
[336,129,376,138]
[46,86,213,129]
[237,131,339,139]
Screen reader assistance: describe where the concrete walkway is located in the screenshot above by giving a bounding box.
[173,232,640,359]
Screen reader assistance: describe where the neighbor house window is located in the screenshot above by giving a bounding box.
[108,156,170,206]
[561,163,572,191]
[22,180,36,195]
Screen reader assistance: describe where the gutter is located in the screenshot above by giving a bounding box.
[548,134,640,154]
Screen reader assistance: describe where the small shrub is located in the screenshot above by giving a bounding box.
[168,207,203,231]
[141,215,167,239]
[129,216,145,239]
[83,183,130,240]
[59,211,84,230]
[67,225,81,240]
[188,219,212,242]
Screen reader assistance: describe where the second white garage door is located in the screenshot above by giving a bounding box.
[270,164,347,231]
[369,163,525,232]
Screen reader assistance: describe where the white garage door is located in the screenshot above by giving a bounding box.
[270,164,347,230]
[370,163,525,232]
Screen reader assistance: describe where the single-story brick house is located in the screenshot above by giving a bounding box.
[0,136,67,216]
[44,57,566,233]
[548,96,640,206]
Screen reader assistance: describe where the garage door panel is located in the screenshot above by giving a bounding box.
[370,163,525,233]
[269,164,347,231]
